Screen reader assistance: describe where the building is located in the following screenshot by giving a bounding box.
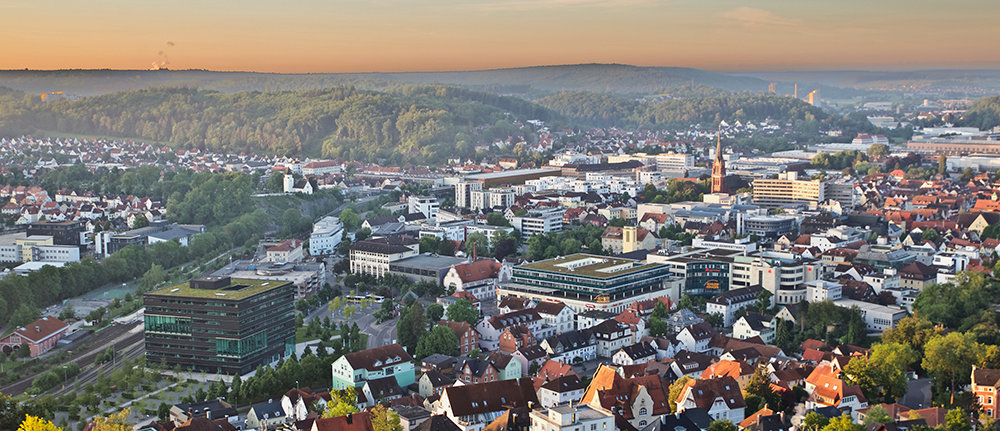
[657,153,695,173]
[388,254,469,285]
[706,286,763,327]
[27,220,84,246]
[741,215,797,238]
[266,239,304,263]
[581,364,671,429]
[972,366,1000,419]
[408,196,439,220]
[712,134,729,194]
[436,378,538,431]
[752,172,825,208]
[470,188,515,211]
[246,400,288,430]
[463,168,562,188]
[676,376,746,423]
[310,216,344,256]
[529,404,613,431]
[94,222,205,258]
[0,316,69,357]
[733,312,776,343]
[833,299,907,333]
[498,253,680,313]
[601,225,657,254]
[331,344,415,390]
[509,207,565,239]
[349,237,420,277]
[443,259,507,302]
[143,276,295,374]
[455,181,484,209]
[211,260,326,299]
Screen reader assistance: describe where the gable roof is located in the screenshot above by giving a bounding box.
[342,344,412,372]
[680,375,746,410]
[451,259,502,283]
[12,316,69,344]
[311,412,374,431]
[442,378,538,417]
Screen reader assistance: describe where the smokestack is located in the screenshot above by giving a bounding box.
[473,243,477,262]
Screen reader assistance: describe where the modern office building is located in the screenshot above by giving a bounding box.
[27,220,85,247]
[143,276,295,375]
[497,253,681,313]
[752,172,825,208]
[309,216,344,256]
[349,236,420,277]
[741,215,797,238]
[408,196,439,220]
[510,207,565,239]
[656,153,695,172]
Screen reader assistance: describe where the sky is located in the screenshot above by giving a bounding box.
[1,0,998,73]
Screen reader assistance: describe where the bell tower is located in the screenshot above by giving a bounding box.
[711,131,728,194]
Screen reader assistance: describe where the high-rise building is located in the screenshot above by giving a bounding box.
[752,172,825,208]
[711,133,729,194]
[455,181,483,209]
[143,276,295,374]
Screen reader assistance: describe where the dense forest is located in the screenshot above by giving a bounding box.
[0,85,554,164]
[958,95,1000,130]
[536,90,831,128]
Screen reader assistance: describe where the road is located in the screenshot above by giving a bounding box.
[0,322,144,396]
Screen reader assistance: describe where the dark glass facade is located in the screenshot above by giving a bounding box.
[143,278,295,375]
[684,262,731,297]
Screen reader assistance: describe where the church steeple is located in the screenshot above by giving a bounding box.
[711,129,728,194]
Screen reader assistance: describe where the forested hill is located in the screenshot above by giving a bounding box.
[957,95,1000,130]
[536,90,832,128]
[0,85,555,163]
[0,64,773,97]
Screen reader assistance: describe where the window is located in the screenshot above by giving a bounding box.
[639,408,647,416]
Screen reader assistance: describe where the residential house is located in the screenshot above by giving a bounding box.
[706,286,764,327]
[330,344,415,390]
[591,319,635,358]
[676,376,746,423]
[246,400,287,429]
[973,366,1000,419]
[436,378,538,431]
[443,321,480,356]
[537,375,586,408]
[581,364,672,430]
[443,259,505,302]
[539,330,597,364]
[612,342,657,366]
[677,323,716,353]
[533,301,575,334]
[733,313,776,344]
[418,369,456,398]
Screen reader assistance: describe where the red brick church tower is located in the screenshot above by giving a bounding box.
[711,132,728,194]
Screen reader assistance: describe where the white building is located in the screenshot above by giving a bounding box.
[529,405,613,431]
[408,195,439,220]
[455,181,484,209]
[309,216,344,256]
[706,286,763,327]
[833,298,907,333]
[805,280,843,303]
[510,207,564,239]
[655,153,694,172]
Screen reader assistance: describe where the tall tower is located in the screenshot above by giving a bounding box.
[711,132,728,194]
[793,83,798,99]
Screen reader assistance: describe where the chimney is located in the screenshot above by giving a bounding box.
[473,243,477,262]
[346,414,354,425]
[35,325,40,332]
[205,408,211,420]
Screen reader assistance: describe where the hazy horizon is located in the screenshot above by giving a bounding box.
[2,0,998,73]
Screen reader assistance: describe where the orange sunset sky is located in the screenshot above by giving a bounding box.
[1,0,998,73]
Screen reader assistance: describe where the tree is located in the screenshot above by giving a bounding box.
[339,208,361,232]
[89,408,132,431]
[843,342,918,403]
[369,404,403,431]
[881,316,944,352]
[921,228,939,244]
[820,415,863,431]
[1,394,23,431]
[745,366,780,411]
[323,387,360,418]
[396,302,426,354]
[426,304,444,324]
[648,317,668,337]
[802,412,830,431]
[938,154,948,175]
[868,143,890,159]
[464,233,490,258]
[945,408,970,431]
[486,212,510,227]
[131,215,150,229]
[668,376,692,413]
[863,405,891,426]
[415,326,460,360]
[707,420,737,431]
[10,303,40,327]
[354,227,372,242]
[17,416,61,431]
[329,297,342,315]
[922,332,982,402]
[446,299,479,325]
[651,301,670,319]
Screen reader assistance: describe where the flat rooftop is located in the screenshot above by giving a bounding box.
[392,254,468,269]
[465,168,561,180]
[149,277,290,300]
[518,253,664,279]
